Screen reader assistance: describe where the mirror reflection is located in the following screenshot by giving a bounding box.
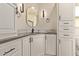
[26,6,38,27]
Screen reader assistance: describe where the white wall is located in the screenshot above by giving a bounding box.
[35,4,57,32]
[15,3,57,34]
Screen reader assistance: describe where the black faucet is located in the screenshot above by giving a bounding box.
[32,28,34,33]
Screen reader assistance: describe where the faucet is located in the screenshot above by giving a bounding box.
[32,28,34,33]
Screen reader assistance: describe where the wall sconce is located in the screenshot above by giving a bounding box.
[16,6,18,14]
[16,3,24,17]
[41,9,47,19]
[41,9,49,23]
[20,4,24,13]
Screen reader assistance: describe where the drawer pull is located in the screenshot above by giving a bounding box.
[64,29,69,30]
[64,23,69,24]
[3,48,15,55]
[64,35,69,36]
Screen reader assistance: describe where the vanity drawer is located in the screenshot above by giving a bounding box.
[58,32,73,39]
[59,20,73,26]
[59,26,74,33]
[0,39,21,56]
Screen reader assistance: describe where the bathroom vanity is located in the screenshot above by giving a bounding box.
[0,33,56,56]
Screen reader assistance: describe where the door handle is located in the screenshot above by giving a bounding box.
[59,39,61,44]
[59,16,61,20]
[64,35,69,36]
[29,37,33,43]
[3,48,15,55]
[31,37,33,43]
[29,37,31,43]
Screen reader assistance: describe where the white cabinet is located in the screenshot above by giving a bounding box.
[59,3,74,20]
[58,3,75,56]
[45,34,57,56]
[0,3,16,33]
[31,34,45,56]
[0,39,22,56]
[58,3,74,39]
[59,39,75,56]
[23,36,30,56]
[23,34,45,56]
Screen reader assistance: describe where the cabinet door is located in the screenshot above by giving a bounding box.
[0,39,22,56]
[0,3,16,33]
[46,34,56,56]
[31,34,45,56]
[11,51,22,56]
[59,3,74,20]
[23,36,30,56]
[59,39,75,56]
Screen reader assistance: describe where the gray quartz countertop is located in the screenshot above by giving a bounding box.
[0,32,57,44]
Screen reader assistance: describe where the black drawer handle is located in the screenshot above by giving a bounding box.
[64,29,69,30]
[64,23,69,24]
[3,48,15,55]
[64,35,69,36]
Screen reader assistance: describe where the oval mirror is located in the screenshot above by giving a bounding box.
[26,6,38,27]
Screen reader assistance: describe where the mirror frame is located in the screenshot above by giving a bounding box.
[26,6,38,28]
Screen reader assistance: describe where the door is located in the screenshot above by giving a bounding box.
[0,3,16,33]
[58,3,75,56]
[46,34,57,56]
[59,3,74,20]
[31,34,45,56]
[23,36,30,56]
[59,39,75,56]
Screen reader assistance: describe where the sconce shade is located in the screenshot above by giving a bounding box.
[43,10,44,18]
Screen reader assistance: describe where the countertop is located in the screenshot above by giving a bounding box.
[0,32,57,44]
